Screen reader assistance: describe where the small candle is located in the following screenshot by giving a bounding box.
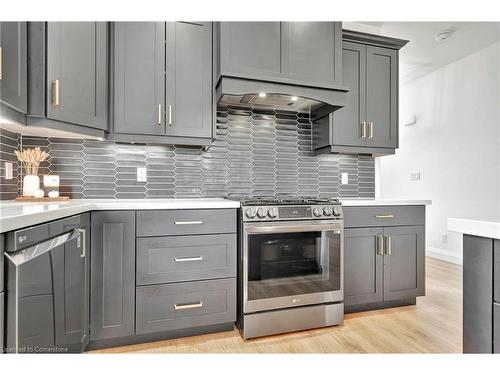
[34,189,45,198]
[48,190,59,198]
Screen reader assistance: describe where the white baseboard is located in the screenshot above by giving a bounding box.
[426,246,463,265]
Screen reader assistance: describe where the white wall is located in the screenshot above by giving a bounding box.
[378,42,500,264]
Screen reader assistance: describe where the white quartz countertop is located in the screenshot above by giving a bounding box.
[0,199,240,233]
[340,199,431,206]
[447,217,500,240]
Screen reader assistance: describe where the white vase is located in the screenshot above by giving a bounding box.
[23,175,40,197]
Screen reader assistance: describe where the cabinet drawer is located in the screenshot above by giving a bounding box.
[136,209,236,237]
[0,292,4,352]
[343,206,425,228]
[136,278,236,335]
[495,303,500,353]
[136,234,237,285]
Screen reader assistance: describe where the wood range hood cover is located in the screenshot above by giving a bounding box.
[216,76,348,119]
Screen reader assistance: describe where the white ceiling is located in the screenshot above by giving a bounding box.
[344,22,500,84]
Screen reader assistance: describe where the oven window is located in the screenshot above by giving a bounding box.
[247,230,341,301]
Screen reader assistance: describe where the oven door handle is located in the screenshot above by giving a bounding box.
[244,222,343,234]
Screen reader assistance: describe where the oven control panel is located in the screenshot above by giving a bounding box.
[243,205,343,221]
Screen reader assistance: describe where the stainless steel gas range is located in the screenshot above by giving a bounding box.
[235,197,344,339]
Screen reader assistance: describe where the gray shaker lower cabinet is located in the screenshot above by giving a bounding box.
[383,226,425,301]
[0,292,4,352]
[494,239,500,303]
[344,228,384,306]
[494,303,500,353]
[90,211,136,341]
[136,279,236,335]
[463,235,493,353]
[344,206,425,312]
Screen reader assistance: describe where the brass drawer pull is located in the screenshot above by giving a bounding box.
[174,220,203,225]
[173,255,203,263]
[375,214,395,219]
[168,105,172,126]
[158,104,162,126]
[368,122,374,139]
[173,301,203,310]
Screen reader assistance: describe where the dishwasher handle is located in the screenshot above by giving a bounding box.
[5,229,82,267]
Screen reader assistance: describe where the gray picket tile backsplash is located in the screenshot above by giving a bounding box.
[0,106,375,200]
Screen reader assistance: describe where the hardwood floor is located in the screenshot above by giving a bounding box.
[91,257,462,354]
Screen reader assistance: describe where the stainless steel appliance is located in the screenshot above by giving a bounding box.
[4,215,89,353]
[236,197,344,339]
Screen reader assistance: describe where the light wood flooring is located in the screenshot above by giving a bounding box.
[92,257,462,354]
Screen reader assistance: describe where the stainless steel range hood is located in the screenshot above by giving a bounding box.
[216,77,348,119]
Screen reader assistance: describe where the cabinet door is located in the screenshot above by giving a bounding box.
[90,211,135,341]
[344,227,384,307]
[51,232,85,352]
[494,239,499,303]
[46,22,107,130]
[113,22,165,135]
[494,303,499,353]
[219,22,282,80]
[332,42,367,147]
[366,46,398,148]
[383,225,425,301]
[281,22,341,87]
[0,292,4,352]
[0,22,27,113]
[166,22,212,138]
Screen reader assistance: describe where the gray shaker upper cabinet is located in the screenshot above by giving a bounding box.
[166,22,213,139]
[25,22,108,139]
[112,22,165,137]
[313,30,408,156]
[110,22,213,146]
[217,22,342,88]
[0,22,28,118]
[46,22,108,130]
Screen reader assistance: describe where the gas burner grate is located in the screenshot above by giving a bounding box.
[239,196,340,206]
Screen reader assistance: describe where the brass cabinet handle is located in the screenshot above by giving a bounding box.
[368,122,374,139]
[375,214,395,219]
[376,235,384,256]
[168,105,172,126]
[173,255,203,263]
[360,121,367,138]
[385,235,392,256]
[0,46,3,80]
[51,79,60,106]
[77,228,86,258]
[173,301,203,310]
[158,104,162,126]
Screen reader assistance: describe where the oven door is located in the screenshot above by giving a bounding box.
[243,220,343,314]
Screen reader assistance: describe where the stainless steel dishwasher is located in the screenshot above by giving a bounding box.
[4,214,90,353]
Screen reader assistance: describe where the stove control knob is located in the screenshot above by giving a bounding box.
[332,206,341,216]
[323,207,333,216]
[256,207,267,219]
[313,207,322,217]
[245,207,257,219]
[268,207,278,218]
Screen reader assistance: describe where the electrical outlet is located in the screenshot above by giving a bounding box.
[442,233,448,244]
[5,162,13,180]
[341,172,349,185]
[136,167,147,182]
[410,172,421,181]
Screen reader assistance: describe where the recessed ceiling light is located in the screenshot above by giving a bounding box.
[258,93,267,97]
[434,30,454,43]
[290,96,298,102]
